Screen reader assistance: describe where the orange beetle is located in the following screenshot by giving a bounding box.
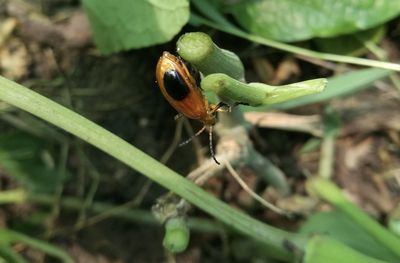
[156,51,221,164]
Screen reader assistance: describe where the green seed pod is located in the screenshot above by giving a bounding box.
[163,217,190,253]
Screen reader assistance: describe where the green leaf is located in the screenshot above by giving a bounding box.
[229,0,400,42]
[314,26,385,56]
[304,236,391,263]
[0,132,62,193]
[82,0,190,54]
[0,229,74,263]
[241,68,390,111]
[300,211,399,262]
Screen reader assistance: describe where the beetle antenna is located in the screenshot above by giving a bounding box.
[179,125,206,146]
[209,125,220,165]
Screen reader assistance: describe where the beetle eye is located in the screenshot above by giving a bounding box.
[163,70,190,101]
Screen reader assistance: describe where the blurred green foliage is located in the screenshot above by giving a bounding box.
[81,0,189,54]
[229,0,400,42]
[0,132,63,193]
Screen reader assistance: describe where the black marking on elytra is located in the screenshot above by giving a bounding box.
[163,70,190,101]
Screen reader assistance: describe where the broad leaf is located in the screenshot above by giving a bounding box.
[300,211,399,262]
[82,0,190,54]
[230,0,400,42]
[314,26,385,56]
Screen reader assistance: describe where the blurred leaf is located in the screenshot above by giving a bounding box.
[230,0,400,42]
[322,107,341,137]
[388,205,400,237]
[0,132,62,193]
[389,218,400,237]
[299,211,399,262]
[314,26,385,56]
[241,68,390,111]
[0,229,74,263]
[299,138,321,154]
[0,246,29,263]
[82,0,190,54]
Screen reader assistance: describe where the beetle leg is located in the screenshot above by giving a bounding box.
[211,102,230,113]
[179,125,206,147]
[214,101,249,113]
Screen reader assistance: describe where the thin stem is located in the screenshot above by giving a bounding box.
[75,153,100,229]
[318,134,336,179]
[132,118,185,208]
[190,13,400,72]
[0,189,226,234]
[318,108,341,179]
[82,198,142,228]
[356,34,400,92]
[224,159,289,216]
[0,76,306,261]
[248,148,291,195]
[0,190,226,237]
[45,142,69,238]
[177,32,245,81]
[160,118,184,164]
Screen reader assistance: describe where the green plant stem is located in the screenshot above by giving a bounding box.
[356,34,400,92]
[29,192,224,234]
[241,31,400,72]
[318,109,341,179]
[318,133,335,179]
[177,32,245,81]
[46,142,69,238]
[0,189,224,234]
[248,151,290,195]
[304,236,389,263]
[189,3,400,72]
[262,68,390,111]
[0,229,74,263]
[75,152,100,228]
[0,76,306,261]
[307,177,400,259]
[201,73,326,107]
